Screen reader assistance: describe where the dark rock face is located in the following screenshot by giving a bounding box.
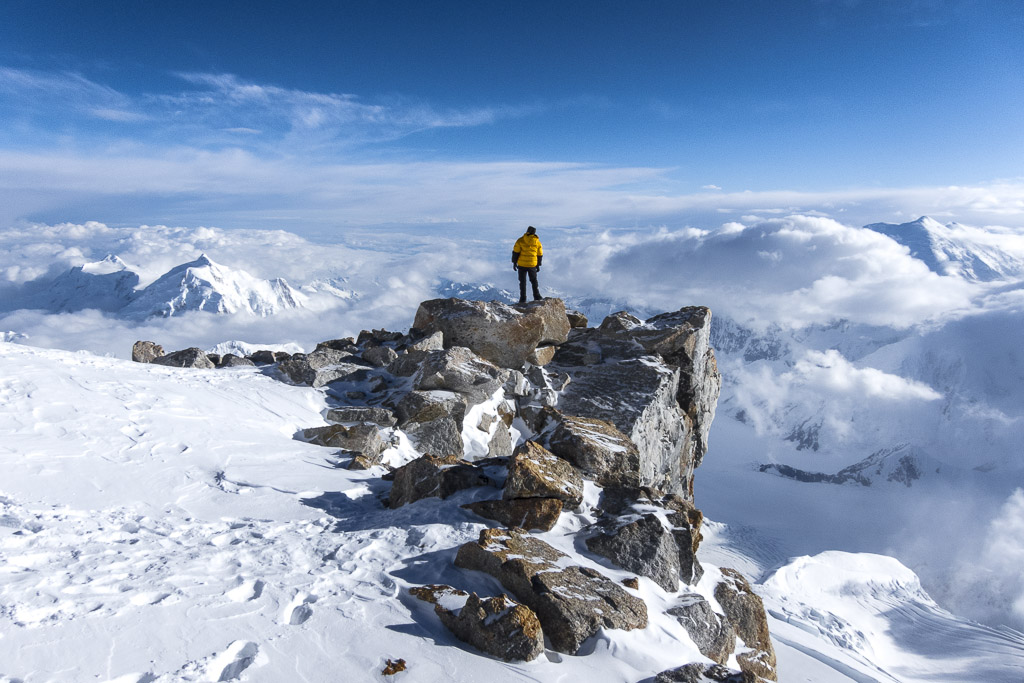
[461,498,564,532]
[715,568,777,681]
[540,410,641,488]
[217,353,255,368]
[131,340,163,363]
[413,346,510,404]
[412,298,571,369]
[410,585,544,662]
[654,663,758,683]
[389,455,491,508]
[667,594,736,665]
[504,441,583,509]
[152,347,214,369]
[586,514,681,592]
[454,528,647,654]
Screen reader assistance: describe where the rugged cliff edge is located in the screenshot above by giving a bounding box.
[134,297,775,682]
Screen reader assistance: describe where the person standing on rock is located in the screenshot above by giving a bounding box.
[512,226,543,303]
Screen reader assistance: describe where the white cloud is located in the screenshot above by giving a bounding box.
[791,350,942,401]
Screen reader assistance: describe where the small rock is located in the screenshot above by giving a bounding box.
[218,353,255,368]
[487,421,514,457]
[714,568,777,681]
[566,310,588,328]
[526,345,557,366]
[586,513,681,592]
[381,658,406,676]
[325,405,397,427]
[363,345,399,367]
[151,347,214,369]
[462,498,563,532]
[504,441,583,509]
[132,340,163,363]
[654,663,758,683]
[389,455,491,508]
[668,594,736,665]
[622,577,640,590]
[300,424,384,461]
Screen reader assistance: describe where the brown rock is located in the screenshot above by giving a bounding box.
[389,455,490,508]
[504,441,583,509]
[462,498,564,532]
[714,568,777,681]
[131,341,163,363]
[540,410,641,488]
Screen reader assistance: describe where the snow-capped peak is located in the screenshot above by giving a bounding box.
[80,253,131,275]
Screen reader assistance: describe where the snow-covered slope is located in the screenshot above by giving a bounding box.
[120,254,308,319]
[865,216,1024,282]
[35,254,140,313]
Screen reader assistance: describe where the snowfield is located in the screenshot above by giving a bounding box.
[4,343,1024,682]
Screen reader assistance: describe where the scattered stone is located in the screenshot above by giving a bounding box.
[277,347,368,387]
[358,329,404,346]
[325,405,397,427]
[315,338,358,353]
[654,663,758,683]
[131,340,163,363]
[381,659,406,676]
[152,347,215,369]
[461,498,563,532]
[586,513,681,592]
[504,441,583,509]
[363,345,399,367]
[668,594,736,665]
[714,568,777,681]
[300,424,384,462]
[540,410,641,488]
[393,390,467,427]
[599,311,644,333]
[389,455,491,509]
[403,417,464,458]
[412,298,570,369]
[410,585,544,662]
[217,353,255,368]
[413,346,510,404]
[454,527,647,654]
[487,421,514,457]
[622,577,639,590]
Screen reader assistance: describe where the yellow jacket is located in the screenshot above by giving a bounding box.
[512,233,543,268]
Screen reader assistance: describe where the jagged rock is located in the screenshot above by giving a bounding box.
[152,347,214,369]
[540,410,641,488]
[461,498,563,532]
[389,455,490,508]
[586,513,681,592]
[206,353,222,366]
[497,400,515,427]
[654,663,759,683]
[247,349,285,365]
[412,298,571,369]
[566,310,588,328]
[387,349,431,377]
[393,390,467,457]
[218,353,255,368]
[410,585,544,662]
[315,338,358,353]
[406,330,444,353]
[714,568,777,681]
[278,348,368,387]
[362,345,399,367]
[454,528,647,654]
[503,370,530,397]
[504,441,583,509]
[599,311,644,332]
[403,417,464,457]
[325,405,397,427]
[487,421,514,457]
[301,423,384,461]
[526,345,557,366]
[667,594,736,665]
[357,329,404,346]
[132,341,163,363]
[413,346,510,404]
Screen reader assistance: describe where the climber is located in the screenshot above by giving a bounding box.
[512,226,543,303]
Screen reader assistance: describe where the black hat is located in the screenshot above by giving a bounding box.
[526,226,537,234]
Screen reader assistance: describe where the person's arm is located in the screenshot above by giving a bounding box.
[536,254,542,268]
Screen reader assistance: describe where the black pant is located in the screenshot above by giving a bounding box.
[517,267,541,302]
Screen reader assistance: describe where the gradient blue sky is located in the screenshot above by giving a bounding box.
[1,0,1022,234]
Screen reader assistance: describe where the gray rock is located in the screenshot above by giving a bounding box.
[599,311,644,332]
[413,346,510,404]
[278,347,367,387]
[247,349,279,365]
[540,410,641,489]
[586,513,681,592]
[132,341,163,363]
[387,349,431,377]
[393,390,467,457]
[152,347,215,369]
[362,345,399,367]
[300,423,384,461]
[218,353,255,368]
[454,528,647,654]
[389,455,491,508]
[403,416,464,457]
[654,663,758,683]
[667,594,736,665]
[206,353,222,366]
[409,585,544,662]
[714,568,777,681]
[487,420,514,457]
[412,298,570,369]
[325,406,397,427]
[462,497,564,531]
[357,328,404,346]
[314,338,358,353]
[504,441,583,509]
[566,310,588,328]
[406,330,444,353]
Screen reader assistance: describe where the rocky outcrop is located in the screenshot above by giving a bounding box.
[715,568,777,681]
[455,527,647,654]
[586,513,681,592]
[540,410,641,488]
[412,298,570,369]
[392,390,467,457]
[152,347,214,369]
[503,441,583,509]
[668,594,736,665]
[410,585,544,662]
[389,455,491,508]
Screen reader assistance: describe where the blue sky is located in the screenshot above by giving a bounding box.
[1,0,1022,234]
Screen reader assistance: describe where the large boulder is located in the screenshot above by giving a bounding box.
[667,594,736,665]
[412,298,571,369]
[714,568,777,681]
[410,585,544,662]
[152,347,214,369]
[461,498,564,532]
[586,513,681,592]
[539,410,641,488]
[413,346,510,404]
[455,527,647,654]
[300,423,384,462]
[389,455,491,508]
[504,441,583,509]
[278,348,371,387]
[392,390,467,457]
